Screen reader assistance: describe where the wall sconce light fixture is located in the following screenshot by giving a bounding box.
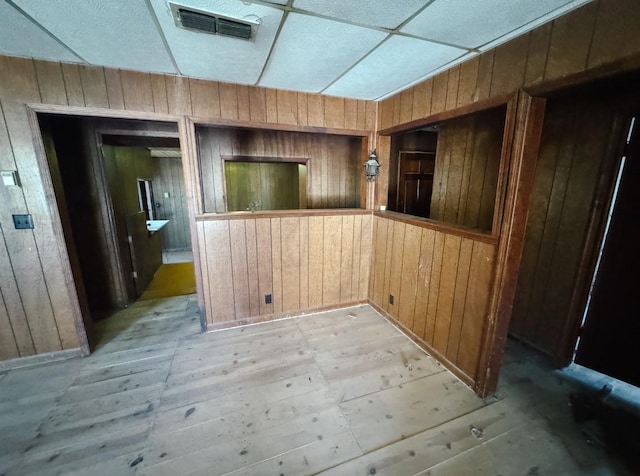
[364,150,380,181]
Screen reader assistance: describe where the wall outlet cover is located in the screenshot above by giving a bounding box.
[13,214,34,229]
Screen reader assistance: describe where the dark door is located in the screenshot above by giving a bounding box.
[575,116,640,387]
[396,151,435,218]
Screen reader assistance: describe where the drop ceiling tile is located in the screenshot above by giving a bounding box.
[12,0,176,74]
[0,3,80,63]
[478,0,593,51]
[402,0,588,49]
[293,0,430,29]
[324,35,466,100]
[259,13,386,93]
[150,0,283,84]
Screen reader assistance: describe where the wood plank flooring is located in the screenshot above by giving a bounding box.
[0,297,632,475]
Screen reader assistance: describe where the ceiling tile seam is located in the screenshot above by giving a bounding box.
[255,10,290,86]
[5,0,87,64]
[243,0,475,52]
[144,0,181,75]
[373,51,475,101]
[318,34,394,97]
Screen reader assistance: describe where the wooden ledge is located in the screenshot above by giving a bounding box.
[196,208,373,221]
[374,210,498,245]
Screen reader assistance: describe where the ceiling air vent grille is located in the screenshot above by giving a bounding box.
[171,4,258,41]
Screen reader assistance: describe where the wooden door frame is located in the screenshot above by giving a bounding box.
[26,104,207,347]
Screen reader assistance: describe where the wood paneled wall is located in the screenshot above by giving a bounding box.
[197,211,372,326]
[509,88,631,358]
[153,157,191,250]
[0,55,374,361]
[369,215,496,383]
[430,107,506,232]
[378,0,640,131]
[198,127,362,212]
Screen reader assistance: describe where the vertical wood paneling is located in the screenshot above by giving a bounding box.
[104,68,124,109]
[281,217,300,312]
[299,216,309,309]
[387,221,405,317]
[324,96,345,129]
[266,89,278,123]
[244,219,260,316]
[446,239,473,361]
[190,79,220,118]
[544,2,598,81]
[412,80,433,121]
[340,215,354,303]
[490,35,528,97]
[219,83,239,120]
[150,74,169,114]
[308,216,324,308]
[78,66,109,109]
[164,76,191,115]
[457,242,495,378]
[322,215,342,305]
[34,61,67,105]
[368,217,497,382]
[413,228,435,337]
[120,70,153,112]
[61,63,85,107]
[229,220,250,318]
[398,224,421,329]
[276,90,297,125]
[457,57,479,107]
[359,213,372,301]
[203,220,235,323]
[588,0,640,69]
[524,24,552,86]
[445,66,460,111]
[432,234,461,351]
[270,218,283,313]
[431,73,449,115]
[236,85,251,122]
[255,218,274,315]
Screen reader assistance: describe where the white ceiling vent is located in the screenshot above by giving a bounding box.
[170,3,259,41]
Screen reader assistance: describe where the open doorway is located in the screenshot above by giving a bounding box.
[37,114,197,350]
[509,72,640,388]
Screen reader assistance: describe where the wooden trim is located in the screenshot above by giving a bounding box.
[179,117,206,330]
[0,347,84,370]
[27,103,179,122]
[26,106,90,355]
[476,93,547,397]
[95,128,180,139]
[191,115,370,137]
[368,300,475,388]
[221,155,310,164]
[196,208,371,221]
[205,300,368,331]
[491,95,519,235]
[374,211,498,245]
[378,94,512,135]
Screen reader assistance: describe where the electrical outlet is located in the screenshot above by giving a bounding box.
[13,214,34,229]
[389,294,394,305]
[265,294,272,304]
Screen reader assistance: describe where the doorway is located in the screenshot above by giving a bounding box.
[574,115,639,387]
[37,114,197,349]
[509,72,640,388]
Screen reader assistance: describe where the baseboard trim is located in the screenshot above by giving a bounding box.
[0,347,85,370]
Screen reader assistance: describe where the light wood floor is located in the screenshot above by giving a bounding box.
[0,297,631,475]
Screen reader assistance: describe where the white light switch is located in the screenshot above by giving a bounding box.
[163,192,170,198]
[1,170,19,187]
